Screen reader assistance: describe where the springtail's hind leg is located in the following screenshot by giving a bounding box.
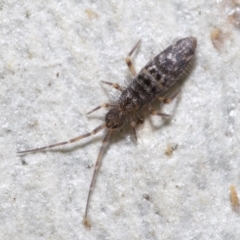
[101,81,125,92]
[158,89,181,104]
[131,122,138,141]
[87,103,115,115]
[17,124,106,154]
[148,106,170,118]
[83,130,112,228]
[130,117,143,142]
[126,40,141,77]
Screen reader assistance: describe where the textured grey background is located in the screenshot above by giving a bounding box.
[1,0,240,239]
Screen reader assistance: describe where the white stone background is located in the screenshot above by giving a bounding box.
[1,0,240,239]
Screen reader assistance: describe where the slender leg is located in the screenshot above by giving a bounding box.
[101,81,125,92]
[83,130,112,228]
[17,124,105,154]
[87,103,114,115]
[158,89,181,104]
[131,121,138,141]
[125,40,141,77]
[148,106,170,118]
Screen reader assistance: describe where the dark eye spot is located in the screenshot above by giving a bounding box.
[151,86,156,93]
[112,124,119,129]
[149,68,156,74]
[144,79,151,86]
[156,73,161,81]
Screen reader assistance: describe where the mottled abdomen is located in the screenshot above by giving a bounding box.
[144,37,197,91]
[119,37,197,113]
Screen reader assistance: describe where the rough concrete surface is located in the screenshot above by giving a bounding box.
[1,1,240,239]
